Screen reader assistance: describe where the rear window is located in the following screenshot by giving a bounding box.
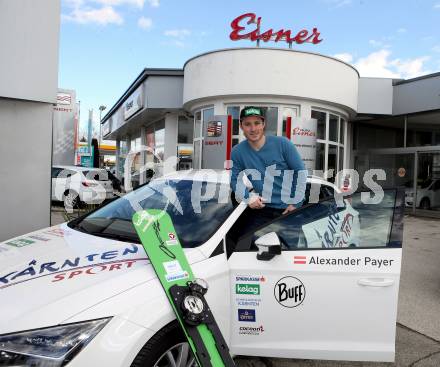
[82,170,109,181]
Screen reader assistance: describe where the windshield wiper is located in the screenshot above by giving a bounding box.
[87,231,140,243]
[74,222,140,243]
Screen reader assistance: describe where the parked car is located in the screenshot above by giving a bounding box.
[405,178,440,209]
[0,170,404,366]
[51,165,115,208]
[106,170,122,192]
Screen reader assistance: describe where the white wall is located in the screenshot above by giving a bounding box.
[357,78,394,115]
[0,0,60,241]
[0,0,60,103]
[0,100,52,241]
[184,48,359,114]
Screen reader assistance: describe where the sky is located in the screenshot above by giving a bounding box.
[59,0,440,137]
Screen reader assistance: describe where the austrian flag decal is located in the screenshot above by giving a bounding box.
[293,256,307,265]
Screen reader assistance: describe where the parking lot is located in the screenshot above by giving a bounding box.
[50,211,440,367]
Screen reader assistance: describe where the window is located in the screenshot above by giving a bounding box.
[329,114,338,142]
[262,107,278,136]
[234,189,400,251]
[194,111,202,139]
[51,167,62,178]
[311,110,326,140]
[72,179,234,248]
[193,107,214,169]
[226,106,240,136]
[406,111,440,147]
[178,116,193,144]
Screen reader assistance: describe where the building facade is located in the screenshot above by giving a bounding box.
[102,48,440,215]
[0,0,60,241]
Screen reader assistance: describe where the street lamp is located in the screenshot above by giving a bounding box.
[98,105,107,145]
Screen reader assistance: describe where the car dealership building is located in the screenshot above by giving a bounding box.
[102,47,440,215]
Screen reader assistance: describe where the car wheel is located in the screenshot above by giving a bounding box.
[131,321,198,367]
[420,198,431,210]
[63,190,79,209]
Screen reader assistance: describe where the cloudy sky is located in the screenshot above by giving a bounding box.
[59,0,440,134]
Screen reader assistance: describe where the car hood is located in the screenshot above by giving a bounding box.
[0,223,205,334]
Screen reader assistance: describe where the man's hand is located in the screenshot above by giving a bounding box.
[282,204,297,215]
[248,195,265,209]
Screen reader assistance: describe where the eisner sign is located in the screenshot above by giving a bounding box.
[230,13,323,45]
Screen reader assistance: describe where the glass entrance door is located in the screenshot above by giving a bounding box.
[414,152,440,214]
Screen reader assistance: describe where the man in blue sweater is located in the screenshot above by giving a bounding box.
[230,106,307,233]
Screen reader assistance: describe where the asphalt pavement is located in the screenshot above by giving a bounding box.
[50,210,440,367]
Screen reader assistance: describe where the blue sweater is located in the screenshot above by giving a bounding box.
[230,136,307,209]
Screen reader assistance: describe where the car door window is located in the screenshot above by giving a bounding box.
[235,188,403,251]
[51,167,62,178]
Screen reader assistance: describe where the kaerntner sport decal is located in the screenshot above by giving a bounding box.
[274,276,305,308]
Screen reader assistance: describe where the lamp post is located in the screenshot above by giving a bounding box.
[98,105,106,169]
[98,105,107,145]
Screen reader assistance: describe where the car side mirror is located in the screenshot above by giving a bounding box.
[255,232,282,261]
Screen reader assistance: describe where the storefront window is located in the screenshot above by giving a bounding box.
[329,114,338,143]
[353,117,405,150]
[227,106,240,136]
[203,108,214,125]
[340,118,345,145]
[194,111,202,139]
[262,107,278,136]
[178,116,193,144]
[339,147,344,174]
[328,145,338,182]
[154,120,165,161]
[406,112,440,147]
[177,116,193,170]
[311,110,326,140]
[316,142,325,171]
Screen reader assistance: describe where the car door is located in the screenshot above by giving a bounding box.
[227,188,404,362]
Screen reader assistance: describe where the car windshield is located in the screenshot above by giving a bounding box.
[69,179,234,248]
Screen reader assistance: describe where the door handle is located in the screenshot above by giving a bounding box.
[357,278,395,287]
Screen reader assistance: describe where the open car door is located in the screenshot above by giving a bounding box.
[226,188,404,362]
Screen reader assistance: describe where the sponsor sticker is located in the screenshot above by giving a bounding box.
[235,275,266,282]
[236,283,260,295]
[239,325,264,336]
[238,309,256,322]
[274,277,305,308]
[5,238,35,248]
[294,255,395,269]
[163,260,189,283]
[236,297,261,307]
[166,239,179,246]
[168,233,176,240]
[0,244,140,287]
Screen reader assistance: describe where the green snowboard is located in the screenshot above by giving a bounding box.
[132,209,235,367]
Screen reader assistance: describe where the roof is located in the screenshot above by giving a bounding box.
[101,68,183,124]
[393,72,440,86]
[183,47,360,78]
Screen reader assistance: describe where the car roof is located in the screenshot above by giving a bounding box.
[160,169,341,192]
[53,165,106,172]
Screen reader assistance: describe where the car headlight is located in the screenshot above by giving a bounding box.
[0,318,110,367]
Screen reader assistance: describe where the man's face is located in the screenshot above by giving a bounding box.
[240,116,265,143]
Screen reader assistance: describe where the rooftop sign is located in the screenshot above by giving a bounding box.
[230,13,323,47]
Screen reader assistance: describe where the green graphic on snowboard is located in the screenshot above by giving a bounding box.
[132,209,235,367]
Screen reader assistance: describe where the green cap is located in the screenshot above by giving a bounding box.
[240,106,265,121]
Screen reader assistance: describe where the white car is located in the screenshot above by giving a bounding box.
[405,179,440,210]
[0,170,403,366]
[51,165,115,208]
